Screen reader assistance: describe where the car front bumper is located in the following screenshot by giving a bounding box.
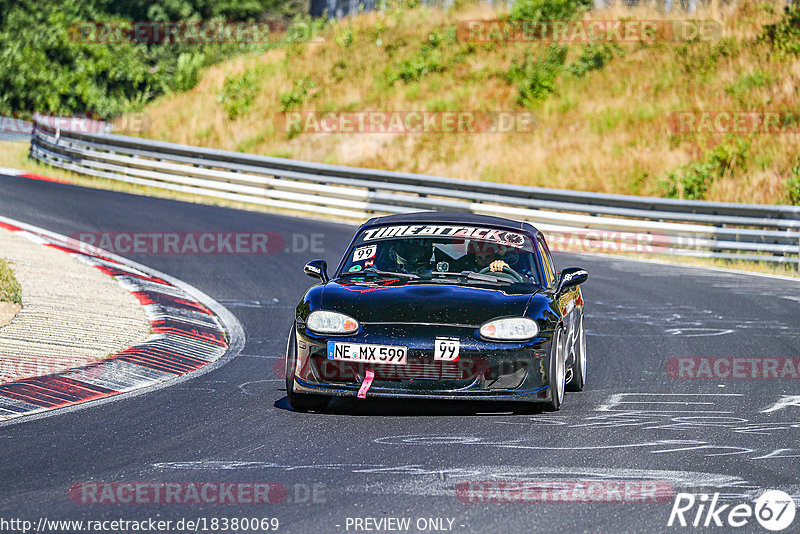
[291,324,557,403]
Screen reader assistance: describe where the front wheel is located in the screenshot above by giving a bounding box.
[544,327,566,412]
[566,314,587,392]
[285,328,330,412]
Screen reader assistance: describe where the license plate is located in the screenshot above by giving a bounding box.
[434,338,460,361]
[328,342,407,365]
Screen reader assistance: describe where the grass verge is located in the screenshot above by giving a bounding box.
[0,259,21,304]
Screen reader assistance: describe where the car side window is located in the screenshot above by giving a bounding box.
[536,237,556,287]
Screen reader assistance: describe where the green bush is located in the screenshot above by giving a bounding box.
[509,0,590,22]
[279,77,316,111]
[384,29,455,84]
[787,166,800,205]
[386,46,444,83]
[565,43,617,78]
[218,64,273,120]
[658,136,750,200]
[0,0,304,119]
[675,42,719,78]
[508,44,567,106]
[0,259,22,305]
[335,27,354,48]
[0,5,153,118]
[760,3,800,55]
[713,37,740,58]
[171,52,205,93]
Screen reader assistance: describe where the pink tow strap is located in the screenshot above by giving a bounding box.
[357,369,375,399]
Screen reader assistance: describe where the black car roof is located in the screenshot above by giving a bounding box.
[361,211,541,236]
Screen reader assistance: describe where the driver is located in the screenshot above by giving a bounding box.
[389,238,434,274]
[466,240,514,274]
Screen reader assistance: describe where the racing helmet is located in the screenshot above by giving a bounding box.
[391,238,432,271]
[467,239,505,262]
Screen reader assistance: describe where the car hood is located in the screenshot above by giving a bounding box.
[320,279,537,325]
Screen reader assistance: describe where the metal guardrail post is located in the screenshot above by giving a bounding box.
[27,121,36,162]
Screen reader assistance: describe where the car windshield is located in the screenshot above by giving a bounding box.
[337,224,541,285]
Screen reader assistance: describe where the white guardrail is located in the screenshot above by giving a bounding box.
[28,118,800,267]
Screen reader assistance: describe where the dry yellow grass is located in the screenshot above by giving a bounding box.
[116,0,800,205]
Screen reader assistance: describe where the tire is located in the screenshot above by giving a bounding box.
[544,327,566,412]
[566,313,587,392]
[285,328,330,412]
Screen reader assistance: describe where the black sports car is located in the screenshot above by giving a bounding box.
[285,212,588,412]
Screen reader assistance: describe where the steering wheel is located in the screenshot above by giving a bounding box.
[504,250,519,266]
[479,265,524,282]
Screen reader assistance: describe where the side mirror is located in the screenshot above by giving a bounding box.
[558,267,588,292]
[304,259,329,282]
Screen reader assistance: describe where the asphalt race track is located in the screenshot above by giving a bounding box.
[1,173,799,533]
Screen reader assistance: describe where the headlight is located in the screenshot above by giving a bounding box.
[480,317,539,341]
[306,310,359,334]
